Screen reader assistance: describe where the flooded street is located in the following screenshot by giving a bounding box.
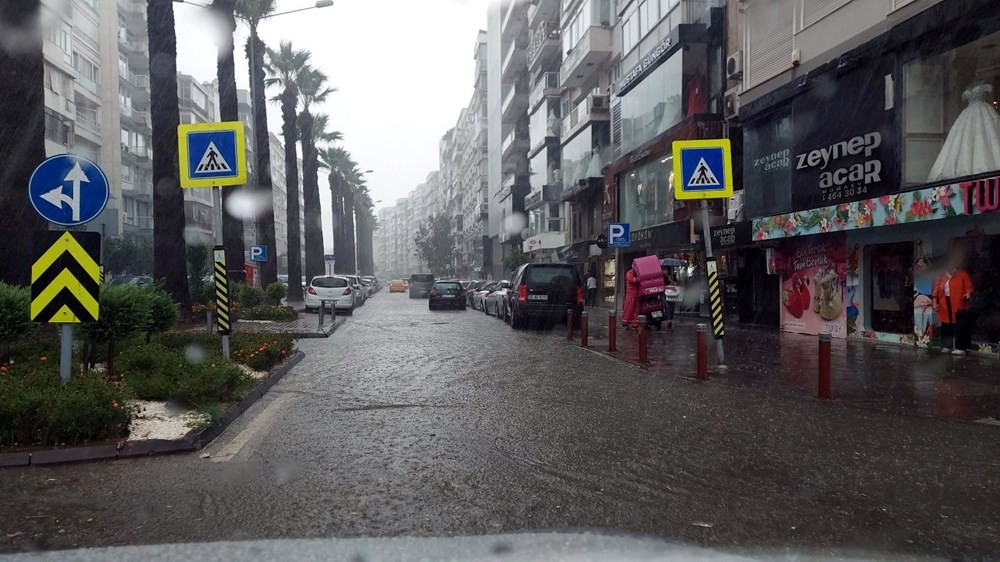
[2,294,999,558]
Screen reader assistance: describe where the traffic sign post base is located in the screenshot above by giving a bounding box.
[59,325,72,384]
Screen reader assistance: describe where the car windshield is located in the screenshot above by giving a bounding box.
[4,1,998,559]
[312,277,347,288]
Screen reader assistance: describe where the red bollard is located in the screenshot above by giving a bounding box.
[608,310,617,352]
[580,310,589,347]
[696,324,708,381]
[566,309,575,341]
[818,332,832,400]
[638,315,648,363]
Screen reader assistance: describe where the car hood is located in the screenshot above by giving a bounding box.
[0,532,918,561]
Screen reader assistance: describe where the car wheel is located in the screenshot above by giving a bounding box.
[346,307,354,316]
[510,307,524,329]
[305,306,315,313]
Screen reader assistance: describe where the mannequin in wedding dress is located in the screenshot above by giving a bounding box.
[928,82,1000,182]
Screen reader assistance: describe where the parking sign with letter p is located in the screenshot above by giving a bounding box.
[608,223,630,248]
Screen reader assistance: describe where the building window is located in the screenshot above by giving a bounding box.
[620,156,674,231]
[617,48,683,155]
[562,126,602,188]
[869,242,914,334]
[72,52,99,93]
[902,29,1000,186]
[622,11,638,55]
[44,110,70,145]
[743,105,793,218]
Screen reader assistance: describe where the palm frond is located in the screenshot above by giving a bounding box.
[234,0,276,26]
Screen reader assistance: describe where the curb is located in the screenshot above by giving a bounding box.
[291,316,347,339]
[0,351,305,468]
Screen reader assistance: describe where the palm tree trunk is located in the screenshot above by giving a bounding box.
[356,209,373,276]
[298,110,324,281]
[247,27,277,286]
[329,173,345,273]
[0,0,47,286]
[281,87,303,302]
[211,0,245,281]
[147,0,190,312]
[343,188,357,274]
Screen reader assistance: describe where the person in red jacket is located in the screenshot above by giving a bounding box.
[621,268,640,330]
[932,262,974,354]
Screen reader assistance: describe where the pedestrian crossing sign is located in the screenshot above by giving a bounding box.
[672,139,734,200]
[177,121,247,188]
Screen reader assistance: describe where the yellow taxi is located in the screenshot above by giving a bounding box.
[389,279,406,293]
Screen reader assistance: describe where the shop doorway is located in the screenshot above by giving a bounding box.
[737,248,779,326]
[870,242,914,334]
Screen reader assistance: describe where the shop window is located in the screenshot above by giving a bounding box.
[620,156,674,231]
[743,106,792,218]
[870,243,914,334]
[903,30,1000,186]
[617,49,683,155]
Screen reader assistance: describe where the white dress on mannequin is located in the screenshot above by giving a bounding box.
[928,83,1000,182]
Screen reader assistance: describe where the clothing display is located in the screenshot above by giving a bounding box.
[928,83,1000,182]
[932,268,974,350]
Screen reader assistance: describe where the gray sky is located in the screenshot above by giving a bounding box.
[175,0,489,249]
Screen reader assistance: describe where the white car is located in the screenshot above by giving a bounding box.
[305,276,355,314]
[471,281,497,310]
[483,280,510,317]
[342,275,369,304]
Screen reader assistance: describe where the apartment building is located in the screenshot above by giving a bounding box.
[521,0,564,263]
[722,0,1000,353]
[176,73,219,246]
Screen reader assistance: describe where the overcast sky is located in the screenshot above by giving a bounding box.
[175,0,490,250]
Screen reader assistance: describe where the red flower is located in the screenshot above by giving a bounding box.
[885,215,899,225]
[864,199,877,211]
[911,199,933,218]
[756,229,766,241]
[784,221,794,233]
[879,196,890,205]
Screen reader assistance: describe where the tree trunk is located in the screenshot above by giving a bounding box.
[329,173,345,273]
[247,28,277,286]
[281,87,303,301]
[361,214,375,275]
[298,110,324,281]
[0,0,49,286]
[211,0,245,281]
[147,0,191,313]
[343,188,357,274]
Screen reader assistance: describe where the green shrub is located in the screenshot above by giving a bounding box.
[117,340,253,406]
[239,305,297,322]
[80,284,151,374]
[236,284,265,310]
[175,361,251,405]
[0,370,131,447]
[231,333,295,371]
[0,283,32,362]
[265,282,287,306]
[116,342,185,400]
[140,285,178,341]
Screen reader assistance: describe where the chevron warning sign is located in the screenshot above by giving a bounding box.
[31,231,101,323]
[706,258,724,339]
[214,246,231,335]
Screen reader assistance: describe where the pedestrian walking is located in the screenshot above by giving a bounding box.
[586,272,598,307]
[662,268,677,329]
[621,268,640,330]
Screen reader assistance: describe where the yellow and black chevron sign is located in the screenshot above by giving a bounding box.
[213,246,231,335]
[31,231,101,323]
[706,258,725,340]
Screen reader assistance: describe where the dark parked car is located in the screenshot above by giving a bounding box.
[427,281,466,310]
[409,273,436,298]
[505,264,583,329]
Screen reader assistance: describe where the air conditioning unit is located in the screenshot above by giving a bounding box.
[589,94,609,110]
[727,192,745,222]
[723,86,740,120]
[726,51,743,80]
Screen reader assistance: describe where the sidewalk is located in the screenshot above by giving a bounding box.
[234,309,342,338]
[554,309,1000,423]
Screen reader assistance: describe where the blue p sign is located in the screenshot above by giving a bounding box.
[608,223,630,248]
[250,245,267,262]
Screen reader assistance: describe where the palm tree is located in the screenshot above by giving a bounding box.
[235,0,278,286]
[354,187,377,276]
[0,1,47,285]
[319,146,354,274]
[265,41,309,301]
[146,0,190,311]
[296,68,335,281]
[211,0,245,280]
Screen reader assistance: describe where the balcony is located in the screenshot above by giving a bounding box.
[560,26,613,89]
[529,71,561,110]
[121,37,149,70]
[501,0,528,42]
[502,129,529,159]
[501,40,527,84]
[561,94,610,140]
[527,0,560,29]
[123,144,152,163]
[522,229,569,253]
[501,81,529,121]
[527,21,560,72]
[524,183,563,210]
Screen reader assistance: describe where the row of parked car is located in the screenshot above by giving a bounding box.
[303,274,381,314]
[427,264,585,329]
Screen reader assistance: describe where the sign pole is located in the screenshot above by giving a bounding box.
[701,199,726,370]
[59,324,72,383]
[214,185,231,359]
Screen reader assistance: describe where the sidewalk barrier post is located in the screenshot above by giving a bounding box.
[696,324,708,381]
[638,315,648,363]
[206,310,213,333]
[608,309,617,352]
[818,332,832,400]
[318,301,325,328]
[580,310,589,347]
[567,309,575,341]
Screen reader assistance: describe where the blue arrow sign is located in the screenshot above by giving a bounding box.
[28,155,110,227]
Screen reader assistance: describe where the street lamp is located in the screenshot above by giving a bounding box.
[267,0,334,18]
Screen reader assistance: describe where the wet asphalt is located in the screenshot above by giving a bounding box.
[1,293,999,559]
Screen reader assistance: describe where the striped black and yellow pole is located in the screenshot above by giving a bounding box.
[706,258,725,339]
[213,245,232,358]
